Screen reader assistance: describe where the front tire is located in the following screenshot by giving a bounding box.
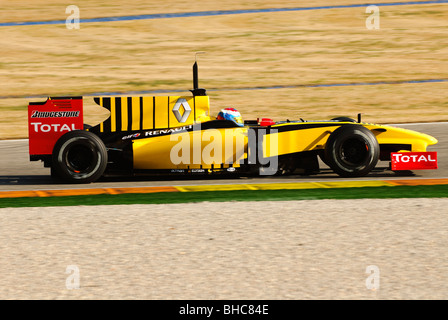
[325,125,379,177]
[51,130,108,184]
[331,117,356,123]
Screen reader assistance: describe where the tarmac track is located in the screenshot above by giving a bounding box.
[0,122,446,192]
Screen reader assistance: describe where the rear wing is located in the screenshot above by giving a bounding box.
[28,96,83,159]
[27,60,207,159]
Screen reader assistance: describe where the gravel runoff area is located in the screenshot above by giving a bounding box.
[1,198,447,300]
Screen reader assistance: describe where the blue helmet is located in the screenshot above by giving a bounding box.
[217,108,244,126]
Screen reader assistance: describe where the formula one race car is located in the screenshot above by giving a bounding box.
[28,62,438,183]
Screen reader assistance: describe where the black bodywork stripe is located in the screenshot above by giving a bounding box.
[152,96,156,129]
[111,120,242,142]
[115,97,122,131]
[102,97,111,132]
[167,96,170,127]
[127,97,133,131]
[139,97,144,131]
[193,96,196,122]
[272,123,343,133]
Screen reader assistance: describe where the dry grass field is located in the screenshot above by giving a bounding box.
[1,1,447,139]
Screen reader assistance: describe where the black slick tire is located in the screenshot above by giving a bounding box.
[324,125,379,177]
[51,130,108,184]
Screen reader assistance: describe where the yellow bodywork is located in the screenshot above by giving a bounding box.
[264,124,332,158]
[365,124,438,152]
[263,122,438,158]
[133,128,247,170]
[132,121,437,169]
[94,95,211,132]
[93,95,437,170]
[94,94,247,169]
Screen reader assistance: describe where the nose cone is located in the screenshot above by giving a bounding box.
[394,126,438,150]
[412,130,438,146]
[428,134,438,146]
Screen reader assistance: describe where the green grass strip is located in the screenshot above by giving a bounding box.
[0,184,447,208]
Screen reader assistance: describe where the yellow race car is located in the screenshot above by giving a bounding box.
[28,62,438,183]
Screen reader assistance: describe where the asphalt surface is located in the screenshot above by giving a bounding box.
[0,123,446,191]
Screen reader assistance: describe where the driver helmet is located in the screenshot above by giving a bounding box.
[217,107,244,126]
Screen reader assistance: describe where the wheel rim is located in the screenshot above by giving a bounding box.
[338,138,369,167]
[65,143,97,174]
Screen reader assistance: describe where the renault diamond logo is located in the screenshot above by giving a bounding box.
[172,98,192,123]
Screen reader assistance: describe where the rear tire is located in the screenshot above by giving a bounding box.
[51,130,108,184]
[325,125,379,177]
